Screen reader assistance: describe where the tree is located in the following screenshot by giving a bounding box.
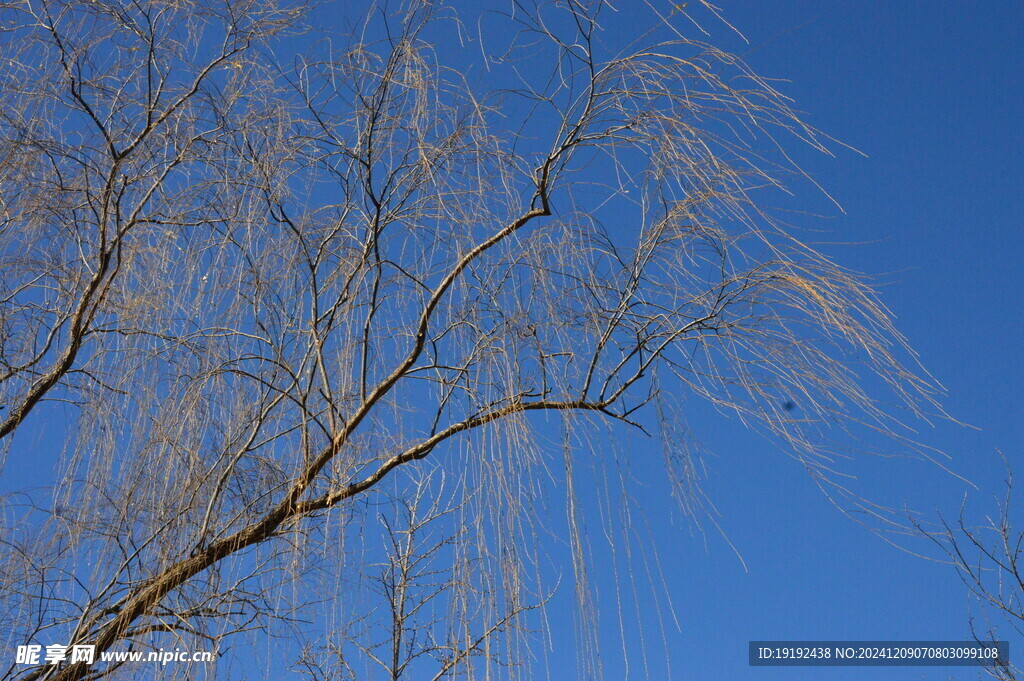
[915,462,1023,681]
[0,0,943,679]
[294,473,545,681]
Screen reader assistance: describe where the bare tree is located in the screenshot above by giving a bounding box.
[0,0,945,679]
[295,472,544,681]
[915,463,1023,681]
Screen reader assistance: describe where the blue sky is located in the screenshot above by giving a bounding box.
[559,2,1024,680]
[1,2,1021,680]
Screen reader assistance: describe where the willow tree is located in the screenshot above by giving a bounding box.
[0,0,941,679]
